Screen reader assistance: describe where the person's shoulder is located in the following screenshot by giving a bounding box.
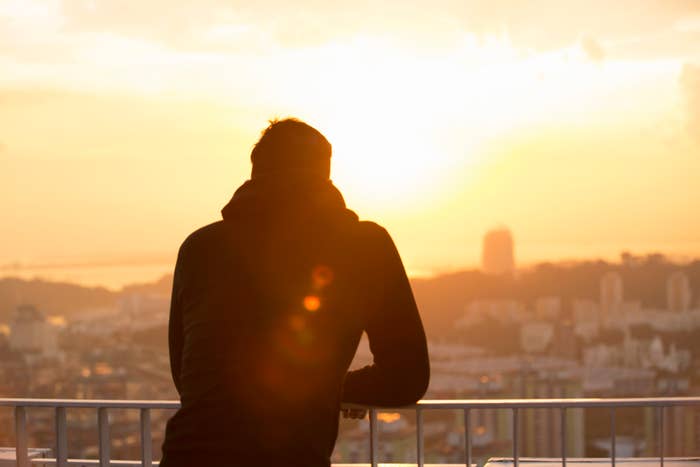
[354,220,394,248]
[356,220,387,237]
[178,221,227,255]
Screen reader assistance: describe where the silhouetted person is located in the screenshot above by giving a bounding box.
[160,118,430,467]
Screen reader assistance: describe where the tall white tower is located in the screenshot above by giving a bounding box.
[666,271,691,312]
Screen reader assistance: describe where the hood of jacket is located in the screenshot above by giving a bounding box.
[221,176,359,226]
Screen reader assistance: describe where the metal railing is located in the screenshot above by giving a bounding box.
[2,397,700,467]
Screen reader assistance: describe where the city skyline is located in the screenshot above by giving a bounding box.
[3,235,700,290]
[3,2,700,465]
[2,255,699,461]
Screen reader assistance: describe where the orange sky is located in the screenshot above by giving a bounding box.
[1,0,700,281]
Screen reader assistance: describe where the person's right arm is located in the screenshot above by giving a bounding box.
[342,227,430,406]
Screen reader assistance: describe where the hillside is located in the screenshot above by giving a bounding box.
[2,254,699,337]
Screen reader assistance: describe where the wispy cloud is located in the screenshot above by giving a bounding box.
[681,62,700,141]
[3,0,700,60]
[581,37,605,63]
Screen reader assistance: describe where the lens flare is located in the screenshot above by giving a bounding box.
[312,265,334,289]
[303,295,321,312]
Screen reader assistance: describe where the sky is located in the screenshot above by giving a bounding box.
[1,0,700,284]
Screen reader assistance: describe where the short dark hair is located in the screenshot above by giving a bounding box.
[250,118,332,179]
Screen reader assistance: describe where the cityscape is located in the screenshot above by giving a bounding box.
[3,1,700,465]
[1,229,698,464]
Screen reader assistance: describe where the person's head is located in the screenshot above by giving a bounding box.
[251,118,332,179]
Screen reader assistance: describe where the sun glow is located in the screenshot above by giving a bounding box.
[282,35,637,208]
[4,1,695,277]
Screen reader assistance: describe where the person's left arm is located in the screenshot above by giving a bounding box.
[168,245,187,395]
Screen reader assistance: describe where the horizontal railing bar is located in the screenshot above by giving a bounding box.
[32,462,496,466]
[30,460,161,466]
[29,461,700,467]
[0,399,181,409]
[4,396,700,410]
[352,397,700,409]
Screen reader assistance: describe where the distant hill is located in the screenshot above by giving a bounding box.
[413,256,700,336]
[2,254,699,338]
[121,274,173,296]
[0,277,118,322]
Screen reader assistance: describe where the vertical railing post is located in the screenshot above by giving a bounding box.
[416,408,424,467]
[657,406,665,467]
[55,407,68,467]
[369,409,378,467]
[610,407,616,467]
[464,409,472,467]
[140,408,153,467]
[14,406,29,467]
[560,407,567,467]
[513,408,519,467]
[98,407,110,467]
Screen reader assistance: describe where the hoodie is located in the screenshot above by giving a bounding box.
[161,177,429,467]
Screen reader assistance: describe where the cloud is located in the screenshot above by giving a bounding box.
[49,0,700,53]
[1,0,698,97]
[680,63,700,141]
[581,36,605,63]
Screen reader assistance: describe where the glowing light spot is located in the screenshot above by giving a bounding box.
[475,426,487,436]
[48,315,66,326]
[377,412,401,423]
[94,363,113,376]
[303,295,321,312]
[312,265,334,289]
[80,368,91,378]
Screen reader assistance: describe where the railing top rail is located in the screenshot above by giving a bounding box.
[0,399,181,409]
[413,397,700,409]
[1,396,700,410]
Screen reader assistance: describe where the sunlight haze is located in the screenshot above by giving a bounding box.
[2,0,700,286]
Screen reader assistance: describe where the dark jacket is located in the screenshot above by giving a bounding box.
[161,177,430,467]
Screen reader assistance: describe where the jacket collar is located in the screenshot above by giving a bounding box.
[221,176,358,224]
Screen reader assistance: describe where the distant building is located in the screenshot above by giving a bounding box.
[9,305,58,357]
[520,322,554,354]
[572,299,600,340]
[550,319,578,360]
[666,271,691,312]
[534,297,561,320]
[458,300,527,327]
[518,371,585,457]
[600,272,623,327]
[481,228,515,275]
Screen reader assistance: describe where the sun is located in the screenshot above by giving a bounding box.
[324,112,447,206]
[287,34,614,209]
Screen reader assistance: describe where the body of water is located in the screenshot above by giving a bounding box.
[0,263,174,291]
